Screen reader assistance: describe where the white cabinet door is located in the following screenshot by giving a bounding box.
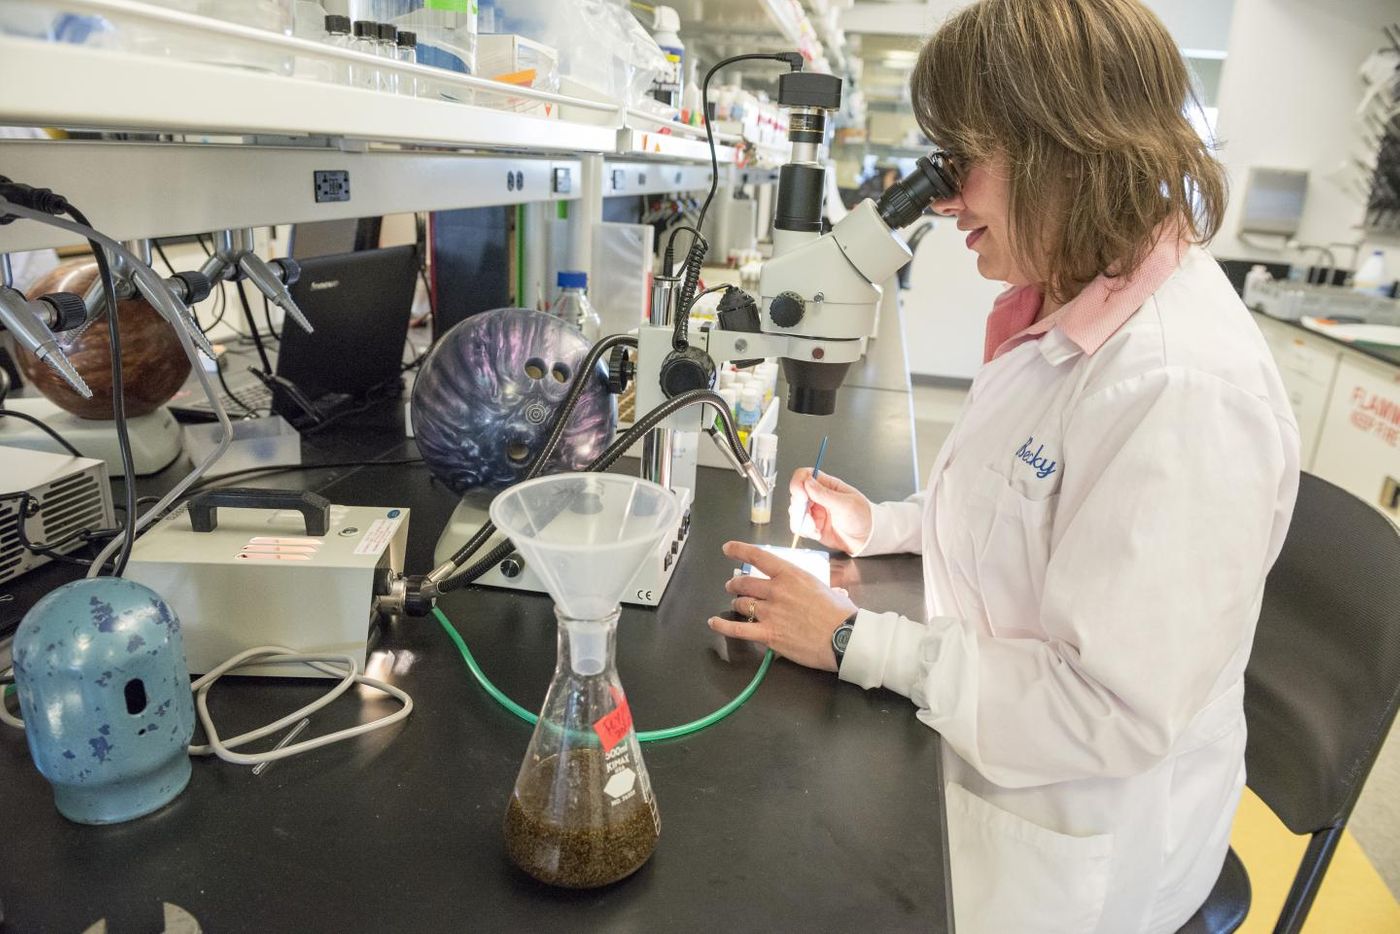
[1254,315,1341,468]
[1312,354,1400,520]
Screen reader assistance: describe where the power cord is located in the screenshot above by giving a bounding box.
[686,51,805,322]
[188,647,411,766]
[0,407,82,457]
[63,204,138,577]
[1,646,413,766]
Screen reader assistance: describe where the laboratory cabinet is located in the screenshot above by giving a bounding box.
[1311,353,1400,519]
[1253,313,1400,521]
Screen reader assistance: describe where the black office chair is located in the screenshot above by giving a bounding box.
[1179,472,1400,933]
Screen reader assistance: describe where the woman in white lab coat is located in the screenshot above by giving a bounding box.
[709,1,1301,931]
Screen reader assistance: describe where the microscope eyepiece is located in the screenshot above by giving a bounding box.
[876,152,960,229]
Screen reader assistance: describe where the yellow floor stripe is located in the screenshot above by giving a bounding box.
[1230,788,1400,932]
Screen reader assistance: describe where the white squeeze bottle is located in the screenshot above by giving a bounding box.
[650,5,684,109]
[1353,249,1389,298]
[1243,264,1270,309]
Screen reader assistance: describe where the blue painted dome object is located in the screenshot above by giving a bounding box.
[12,578,195,825]
[410,308,616,495]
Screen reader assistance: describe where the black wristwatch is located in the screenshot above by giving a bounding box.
[831,612,858,665]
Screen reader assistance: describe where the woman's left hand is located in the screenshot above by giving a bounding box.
[709,541,858,673]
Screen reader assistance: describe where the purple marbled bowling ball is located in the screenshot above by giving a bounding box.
[411,308,616,495]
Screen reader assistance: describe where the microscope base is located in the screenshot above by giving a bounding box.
[433,486,695,608]
[0,397,183,477]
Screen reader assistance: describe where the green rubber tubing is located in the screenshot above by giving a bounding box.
[432,606,774,742]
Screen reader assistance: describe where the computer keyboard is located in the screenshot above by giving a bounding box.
[168,378,274,421]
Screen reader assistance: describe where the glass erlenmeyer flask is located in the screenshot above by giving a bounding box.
[489,473,679,888]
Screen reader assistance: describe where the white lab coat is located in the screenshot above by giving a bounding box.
[839,246,1300,933]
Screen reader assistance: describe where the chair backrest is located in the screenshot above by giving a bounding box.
[1244,472,1400,835]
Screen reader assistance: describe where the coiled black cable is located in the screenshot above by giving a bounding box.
[671,232,708,352]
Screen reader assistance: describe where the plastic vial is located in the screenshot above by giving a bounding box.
[553,271,602,344]
[396,30,419,97]
[756,361,779,406]
[749,432,777,525]
[717,387,738,426]
[350,20,380,90]
[322,14,352,85]
[736,386,761,449]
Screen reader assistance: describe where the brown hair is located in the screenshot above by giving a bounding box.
[911,0,1226,302]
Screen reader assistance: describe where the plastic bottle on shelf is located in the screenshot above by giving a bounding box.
[649,5,684,110]
[1243,264,1271,310]
[717,387,739,428]
[1353,249,1389,298]
[393,0,477,77]
[749,433,778,525]
[736,387,761,449]
[756,361,779,406]
[396,30,419,96]
[552,272,602,344]
[350,20,380,90]
[681,56,701,126]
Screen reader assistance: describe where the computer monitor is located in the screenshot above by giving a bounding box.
[276,245,418,404]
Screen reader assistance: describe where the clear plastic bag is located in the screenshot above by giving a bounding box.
[495,0,664,106]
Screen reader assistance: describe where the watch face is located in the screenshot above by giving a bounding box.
[833,624,853,653]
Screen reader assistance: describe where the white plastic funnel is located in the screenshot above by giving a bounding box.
[489,473,680,622]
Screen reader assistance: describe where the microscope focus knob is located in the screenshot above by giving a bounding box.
[769,291,806,328]
[659,346,716,399]
[499,554,524,579]
[606,345,635,394]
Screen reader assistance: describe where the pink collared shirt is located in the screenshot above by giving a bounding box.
[983,230,1189,363]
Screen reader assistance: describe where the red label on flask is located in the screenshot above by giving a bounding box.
[593,687,634,753]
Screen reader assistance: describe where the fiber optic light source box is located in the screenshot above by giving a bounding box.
[124,490,409,677]
[0,447,114,587]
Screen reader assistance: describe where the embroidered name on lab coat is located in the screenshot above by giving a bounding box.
[1015,436,1058,480]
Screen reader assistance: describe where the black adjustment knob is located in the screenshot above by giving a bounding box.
[172,270,212,304]
[38,291,88,331]
[659,346,716,399]
[273,257,301,287]
[715,287,761,333]
[769,291,806,328]
[499,554,524,579]
[606,345,635,394]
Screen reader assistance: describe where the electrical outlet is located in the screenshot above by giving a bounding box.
[313,170,350,203]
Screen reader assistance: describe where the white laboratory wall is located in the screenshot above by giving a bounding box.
[901,219,1007,381]
[1211,0,1399,271]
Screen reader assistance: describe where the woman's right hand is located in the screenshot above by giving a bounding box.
[788,469,874,555]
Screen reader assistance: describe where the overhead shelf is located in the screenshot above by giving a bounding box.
[0,1,780,164]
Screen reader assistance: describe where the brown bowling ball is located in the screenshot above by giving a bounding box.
[18,259,192,419]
